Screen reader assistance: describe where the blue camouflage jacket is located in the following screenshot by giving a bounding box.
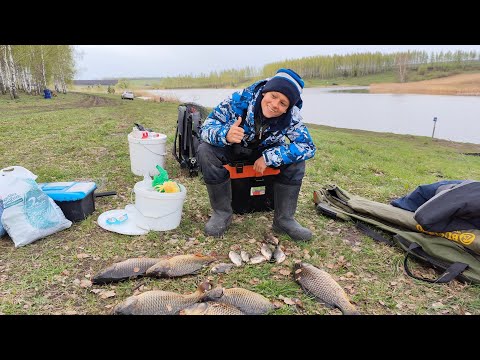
[200,80,316,167]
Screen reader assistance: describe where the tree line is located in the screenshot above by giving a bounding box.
[2,47,477,97]
[0,45,75,99]
[159,50,480,89]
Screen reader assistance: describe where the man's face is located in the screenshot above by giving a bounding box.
[261,91,290,118]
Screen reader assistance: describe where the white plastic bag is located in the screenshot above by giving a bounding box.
[0,199,5,237]
[0,170,72,247]
[0,165,38,180]
[0,166,38,238]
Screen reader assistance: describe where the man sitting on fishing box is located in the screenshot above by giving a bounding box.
[197,68,316,241]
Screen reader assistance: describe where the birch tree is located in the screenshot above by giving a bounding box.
[7,45,19,98]
[0,56,6,94]
[394,52,410,83]
[40,45,48,90]
[2,45,18,99]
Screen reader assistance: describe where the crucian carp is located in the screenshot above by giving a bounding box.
[294,262,360,315]
[203,286,274,315]
[145,254,216,278]
[112,281,214,315]
[92,257,168,284]
[180,302,245,315]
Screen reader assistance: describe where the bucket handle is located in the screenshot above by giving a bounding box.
[139,143,167,156]
[132,204,182,220]
[130,189,184,219]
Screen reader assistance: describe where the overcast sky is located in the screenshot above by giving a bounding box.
[74,45,480,80]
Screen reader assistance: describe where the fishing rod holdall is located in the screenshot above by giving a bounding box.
[313,184,480,285]
[173,103,207,177]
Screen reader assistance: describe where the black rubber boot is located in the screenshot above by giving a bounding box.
[272,182,313,241]
[205,179,233,237]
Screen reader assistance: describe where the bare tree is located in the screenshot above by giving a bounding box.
[395,52,410,83]
[7,45,19,98]
[22,68,32,94]
[0,55,6,94]
[2,45,18,99]
[40,45,48,90]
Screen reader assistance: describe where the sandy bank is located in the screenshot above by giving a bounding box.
[370,73,480,96]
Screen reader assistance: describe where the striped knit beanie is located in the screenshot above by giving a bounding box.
[262,68,304,107]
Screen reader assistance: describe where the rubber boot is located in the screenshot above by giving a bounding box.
[272,182,313,241]
[205,179,233,237]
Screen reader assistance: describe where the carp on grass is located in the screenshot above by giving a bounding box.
[180,302,245,315]
[92,257,168,284]
[294,262,360,315]
[145,254,216,278]
[203,287,274,315]
[112,281,214,315]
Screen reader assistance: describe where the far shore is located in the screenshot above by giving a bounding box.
[369,73,480,96]
[74,73,480,97]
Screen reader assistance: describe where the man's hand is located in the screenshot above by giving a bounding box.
[253,156,267,174]
[226,117,244,144]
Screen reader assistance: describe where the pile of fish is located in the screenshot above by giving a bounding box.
[92,248,361,315]
[227,243,286,268]
[293,262,360,315]
[92,254,216,284]
[93,253,275,315]
[112,281,274,315]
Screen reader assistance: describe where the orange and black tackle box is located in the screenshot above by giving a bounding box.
[224,162,280,214]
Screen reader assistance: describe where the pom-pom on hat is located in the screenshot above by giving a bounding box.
[262,68,304,107]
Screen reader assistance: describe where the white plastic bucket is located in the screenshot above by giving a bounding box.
[133,181,187,231]
[128,132,168,176]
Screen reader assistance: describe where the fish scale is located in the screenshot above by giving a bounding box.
[294,262,360,315]
[92,257,165,284]
[146,254,216,277]
[207,287,274,315]
[181,302,245,315]
[113,282,212,315]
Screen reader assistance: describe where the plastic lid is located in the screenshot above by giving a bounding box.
[39,181,97,201]
[97,208,148,235]
[128,132,167,144]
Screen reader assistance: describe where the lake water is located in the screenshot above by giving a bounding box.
[148,87,480,144]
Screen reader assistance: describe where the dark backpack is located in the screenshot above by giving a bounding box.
[172,103,208,176]
[313,184,480,285]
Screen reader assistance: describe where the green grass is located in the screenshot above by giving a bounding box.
[1,91,480,315]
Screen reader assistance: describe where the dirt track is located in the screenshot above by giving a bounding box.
[8,93,121,115]
[370,73,480,95]
[76,94,119,107]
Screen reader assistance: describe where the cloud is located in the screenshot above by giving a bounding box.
[74,45,480,80]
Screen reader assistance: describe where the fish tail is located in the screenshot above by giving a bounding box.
[340,302,361,315]
[343,309,361,315]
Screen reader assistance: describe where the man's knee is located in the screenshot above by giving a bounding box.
[197,142,216,164]
[197,142,230,184]
[197,142,209,157]
[277,161,306,185]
